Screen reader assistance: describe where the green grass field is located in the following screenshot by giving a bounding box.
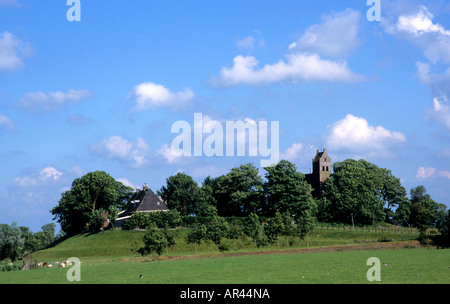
[0,229,448,284]
[1,248,449,284]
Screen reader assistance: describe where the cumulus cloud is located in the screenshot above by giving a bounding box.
[289,8,362,58]
[416,166,437,179]
[19,89,93,111]
[14,166,63,187]
[0,31,32,71]
[236,33,265,51]
[211,53,365,87]
[129,82,195,111]
[211,9,365,87]
[416,62,450,130]
[386,5,450,64]
[416,166,450,180]
[280,142,303,161]
[91,136,151,168]
[326,114,406,157]
[116,178,139,189]
[158,143,182,164]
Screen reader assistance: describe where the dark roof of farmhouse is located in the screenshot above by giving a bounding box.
[119,185,169,217]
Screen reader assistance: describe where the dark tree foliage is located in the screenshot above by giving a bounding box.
[51,171,133,236]
[318,159,407,225]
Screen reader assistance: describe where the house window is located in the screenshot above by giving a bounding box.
[322,166,325,171]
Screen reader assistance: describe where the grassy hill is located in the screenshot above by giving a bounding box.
[1,227,449,284]
[30,226,422,262]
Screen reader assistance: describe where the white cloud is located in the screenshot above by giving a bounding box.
[326,114,406,157]
[0,31,31,71]
[438,170,450,179]
[19,89,93,111]
[289,8,362,58]
[0,114,13,131]
[14,166,63,187]
[211,53,365,87]
[280,142,303,161]
[116,178,138,189]
[386,6,450,64]
[395,5,450,37]
[416,62,450,130]
[158,143,182,164]
[236,33,265,51]
[91,136,151,168]
[416,166,437,179]
[428,97,450,130]
[211,8,366,88]
[129,82,195,111]
[416,167,450,180]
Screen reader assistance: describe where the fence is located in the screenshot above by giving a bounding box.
[314,225,439,235]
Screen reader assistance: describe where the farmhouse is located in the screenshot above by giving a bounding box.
[115,184,169,227]
[305,148,332,198]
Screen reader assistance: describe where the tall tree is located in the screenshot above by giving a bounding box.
[215,163,264,216]
[157,172,204,216]
[0,223,24,262]
[319,159,407,225]
[263,160,314,218]
[409,186,441,232]
[51,171,134,236]
[264,211,285,248]
[185,223,207,253]
[205,216,229,250]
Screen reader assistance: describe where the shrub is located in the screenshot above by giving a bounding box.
[218,244,230,252]
[123,210,181,230]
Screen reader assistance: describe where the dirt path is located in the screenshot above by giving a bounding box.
[122,240,422,263]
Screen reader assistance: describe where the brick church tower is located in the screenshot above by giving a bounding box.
[305,149,332,198]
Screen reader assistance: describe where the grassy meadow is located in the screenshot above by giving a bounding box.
[0,228,449,284]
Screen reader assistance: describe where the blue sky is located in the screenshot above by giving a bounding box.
[1,0,450,232]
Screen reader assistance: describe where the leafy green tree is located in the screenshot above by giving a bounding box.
[51,171,134,236]
[41,223,56,245]
[227,219,244,250]
[157,172,204,216]
[185,223,207,253]
[280,212,297,248]
[162,226,176,255]
[264,211,284,248]
[0,223,24,262]
[244,212,260,243]
[205,216,229,250]
[253,224,269,249]
[139,223,174,257]
[214,163,264,216]
[319,159,407,225]
[296,208,315,243]
[263,160,313,218]
[199,176,219,217]
[243,212,268,248]
[394,199,412,227]
[409,186,441,236]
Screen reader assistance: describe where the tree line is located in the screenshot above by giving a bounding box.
[156,159,448,233]
[47,159,449,240]
[0,223,58,263]
[2,157,449,262]
[134,210,305,257]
